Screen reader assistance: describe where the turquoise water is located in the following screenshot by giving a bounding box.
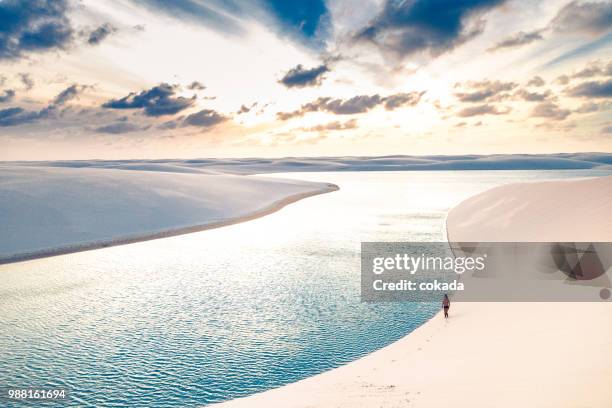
[1,170,610,407]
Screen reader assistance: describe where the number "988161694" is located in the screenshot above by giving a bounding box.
[5,388,68,400]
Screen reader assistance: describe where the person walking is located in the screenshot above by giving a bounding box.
[442,294,450,318]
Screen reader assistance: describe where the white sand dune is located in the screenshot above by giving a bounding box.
[0,165,336,262]
[446,175,612,242]
[213,175,612,408]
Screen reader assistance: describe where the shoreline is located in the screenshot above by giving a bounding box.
[211,175,612,408]
[0,183,338,265]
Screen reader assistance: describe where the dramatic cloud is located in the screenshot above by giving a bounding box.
[355,0,506,58]
[302,119,358,132]
[183,109,227,128]
[102,83,196,116]
[265,0,329,39]
[279,64,329,88]
[94,121,144,134]
[514,89,554,102]
[86,23,117,46]
[566,79,612,98]
[187,81,206,90]
[454,80,517,102]
[0,89,16,103]
[137,0,330,43]
[531,101,571,120]
[457,104,511,117]
[0,0,74,60]
[550,1,612,35]
[527,76,546,87]
[277,91,424,120]
[488,30,543,52]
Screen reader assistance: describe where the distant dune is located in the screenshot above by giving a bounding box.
[7,152,612,174]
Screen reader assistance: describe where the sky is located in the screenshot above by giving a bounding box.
[0,0,611,160]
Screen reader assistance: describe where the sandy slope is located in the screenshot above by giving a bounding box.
[213,175,612,408]
[0,166,337,262]
[447,175,612,242]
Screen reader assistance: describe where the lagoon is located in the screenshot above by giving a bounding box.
[1,170,610,407]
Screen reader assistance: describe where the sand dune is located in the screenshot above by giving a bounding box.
[0,165,336,262]
[8,152,612,175]
[447,175,612,242]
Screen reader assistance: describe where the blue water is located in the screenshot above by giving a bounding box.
[1,170,610,407]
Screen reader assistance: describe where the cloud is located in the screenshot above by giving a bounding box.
[555,74,570,85]
[94,121,143,134]
[0,106,45,126]
[602,124,612,133]
[514,89,553,102]
[454,80,517,102]
[136,1,330,46]
[322,95,383,114]
[157,109,228,130]
[566,79,612,97]
[382,92,426,109]
[135,0,246,36]
[18,73,34,90]
[277,91,424,120]
[157,118,181,129]
[187,81,206,90]
[236,102,257,114]
[279,64,329,88]
[354,0,506,58]
[0,84,89,127]
[264,0,329,40]
[53,84,88,106]
[531,101,571,120]
[550,1,612,35]
[575,101,612,113]
[102,83,196,116]
[86,23,117,46]
[0,0,74,60]
[572,60,612,78]
[0,89,16,103]
[183,109,227,128]
[457,104,511,117]
[302,119,358,132]
[550,61,611,86]
[487,30,543,52]
[527,76,546,87]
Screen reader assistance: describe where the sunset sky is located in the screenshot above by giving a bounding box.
[0,0,611,160]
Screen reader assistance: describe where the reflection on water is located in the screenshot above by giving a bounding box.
[1,170,609,407]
